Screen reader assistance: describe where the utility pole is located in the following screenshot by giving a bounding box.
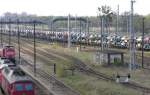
[101,17,104,51]
[0,19,3,47]
[17,19,21,65]
[8,19,11,46]
[142,17,145,68]
[86,17,89,46]
[116,5,119,35]
[53,63,56,74]
[79,18,82,50]
[126,13,129,36]
[49,22,52,43]
[129,0,136,70]
[33,21,36,77]
[68,14,71,48]
[75,15,77,32]
[63,21,65,46]
[75,15,77,46]
[52,17,54,44]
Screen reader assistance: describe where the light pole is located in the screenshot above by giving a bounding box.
[116,5,119,35]
[33,21,36,77]
[8,19,11,46]
[98,7,104,51]
[129,0,136,70]
[79,18,82,50]
[101,16,104,51]
[86,17,89,46]
[68,14,71,48]
[17,19,21,65]
[0,19,3,47]
[98,6,113,51]
[142,17,145,68]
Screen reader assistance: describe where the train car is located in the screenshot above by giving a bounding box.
[1,67,34,95]
[144,36,150,44]
[0,46,15,62]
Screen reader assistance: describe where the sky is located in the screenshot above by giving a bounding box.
[0,0,149,16]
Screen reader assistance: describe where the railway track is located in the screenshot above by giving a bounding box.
[7,37,81,95]
[19,58,80,95]
[13,39,111,80]
[22,39,150,94]
[3,35,150,94]
[32,77,50,95]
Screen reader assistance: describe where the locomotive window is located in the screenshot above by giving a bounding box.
[13,69,26,76]
[15,84,23,91]
[25,84,33,91]
[4,59,11,64]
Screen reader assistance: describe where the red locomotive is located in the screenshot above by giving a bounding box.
[1,67,34,95]
[0,46,15,59]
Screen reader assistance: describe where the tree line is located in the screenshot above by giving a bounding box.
[1,12,150,34]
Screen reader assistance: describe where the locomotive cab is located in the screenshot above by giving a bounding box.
[3,46,15,58]
[2,67,34,95]
[0,46,15,59]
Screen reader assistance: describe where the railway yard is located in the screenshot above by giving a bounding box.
[0,33,149,95]
[0,1,150,94]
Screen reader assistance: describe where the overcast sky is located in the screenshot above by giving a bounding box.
[0,0,149,16]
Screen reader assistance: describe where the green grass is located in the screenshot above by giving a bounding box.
[3,35,149,95]
[91,65,150,88]
[62,72,140,95]
[43,45,93,64]
[39,43,150,88]
[37,44,141,94]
